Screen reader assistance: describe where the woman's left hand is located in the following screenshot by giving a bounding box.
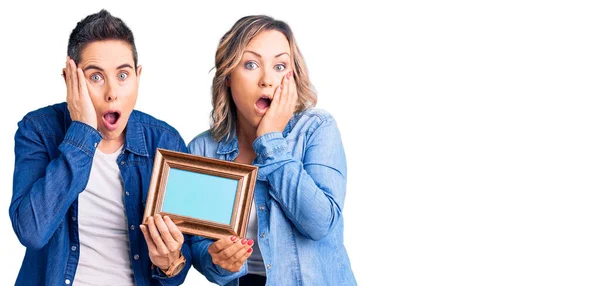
[257,71,297,137]
[208,235,254,272]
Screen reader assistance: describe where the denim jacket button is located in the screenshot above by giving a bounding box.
[71,246,76,251]
[260,233,265,238]
[259,206,265,211]
[65,279,71,285]
[266,264,271,269]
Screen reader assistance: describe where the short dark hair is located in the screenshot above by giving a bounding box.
[67,9,138,68]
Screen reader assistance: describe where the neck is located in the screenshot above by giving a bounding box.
[98,135,125,154]
[236,118,257,150]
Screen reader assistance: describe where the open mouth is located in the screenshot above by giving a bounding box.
[255,95,272,111]
[102,110,121,131]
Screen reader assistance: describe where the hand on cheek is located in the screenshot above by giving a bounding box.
[256,71,298,137]
[64,56,97,129]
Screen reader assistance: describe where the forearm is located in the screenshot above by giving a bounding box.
[10,121,100,249]
[190,236,247,284]
[253,132,346,240]
[151,242,193,285]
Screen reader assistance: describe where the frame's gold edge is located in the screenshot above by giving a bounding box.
[143,148,165,225]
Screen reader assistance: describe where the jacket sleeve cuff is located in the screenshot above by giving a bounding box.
[62,121,102,157]
[151,244,193,284]
[252,132,288,165]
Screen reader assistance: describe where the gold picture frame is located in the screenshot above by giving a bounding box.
[142,148,257,240]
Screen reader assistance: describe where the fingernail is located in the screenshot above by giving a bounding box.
[241,239,247,245]
[230,235,236,241]
[247,248,253,253]
[280,85,284,90]
[286,72,291,79]
[164,216,170,220]
[248,239,254,246]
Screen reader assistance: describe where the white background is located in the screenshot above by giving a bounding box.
[0,1,599,285]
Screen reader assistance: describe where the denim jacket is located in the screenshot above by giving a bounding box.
[9,102,242,286]
[188,108,357,286]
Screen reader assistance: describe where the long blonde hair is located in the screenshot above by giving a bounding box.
[210,15,317,142]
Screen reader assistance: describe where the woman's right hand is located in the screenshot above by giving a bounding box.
[207,235,254,272]
[64,56,97,129]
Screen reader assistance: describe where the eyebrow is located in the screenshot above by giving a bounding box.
[83,63,134,72]
[244,50,290,58]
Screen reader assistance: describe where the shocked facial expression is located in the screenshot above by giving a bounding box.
[228,30,292,128]
[79,39,141,141]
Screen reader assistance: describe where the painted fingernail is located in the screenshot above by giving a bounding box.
[241,239,247,244]
[286,72,291,79]
[230,235,237,241]
[247,248,253,253]
[247,239,254,246]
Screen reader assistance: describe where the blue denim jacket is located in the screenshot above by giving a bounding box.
[9,102,243,286]
[188,108,357,286]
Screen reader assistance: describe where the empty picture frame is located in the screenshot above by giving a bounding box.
[143,148,258,240]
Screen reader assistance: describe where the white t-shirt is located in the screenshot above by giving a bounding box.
[73,146,135,285]
[246,201,266,276]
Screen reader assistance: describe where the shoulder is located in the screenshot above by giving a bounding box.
[288,108,338,136]
[17,102,69,134]
[187,130,217,156]
[20,102,67,122]
[130,110,182,138]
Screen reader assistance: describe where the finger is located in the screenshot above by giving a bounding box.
[147,216,170,255]
[65,58,72,102]
[140,224,158,253]
[284,71,294,110]
[289,72,298,113]
[270,84,283,109]
[69,59,78,99]
[228,239,253,263]
[77,68,88,100]
[164,216,185,245]
[229,249,252,272]
[233,248,253,268]
[154,215,178,252]
[218,239,246,260]
[279,72,290,109]
[209,235,237,253]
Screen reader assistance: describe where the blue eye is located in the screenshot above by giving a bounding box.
[118,72,128,80]
[244,61,258,70]
[274,64,286,72]
[90,74,102,82]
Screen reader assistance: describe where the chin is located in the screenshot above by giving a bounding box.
[101,129,125,141]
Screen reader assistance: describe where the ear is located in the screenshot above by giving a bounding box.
[136,65,143,84]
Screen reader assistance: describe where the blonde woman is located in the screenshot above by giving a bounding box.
[188,15,356,285]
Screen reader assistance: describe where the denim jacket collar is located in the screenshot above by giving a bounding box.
[215,120,296,156]
[123,113,149,157]
[64,108,149,157]
[217,133,239,155]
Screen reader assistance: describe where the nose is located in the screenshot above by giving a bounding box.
[259,69,275,88]
[105,80,118,102]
